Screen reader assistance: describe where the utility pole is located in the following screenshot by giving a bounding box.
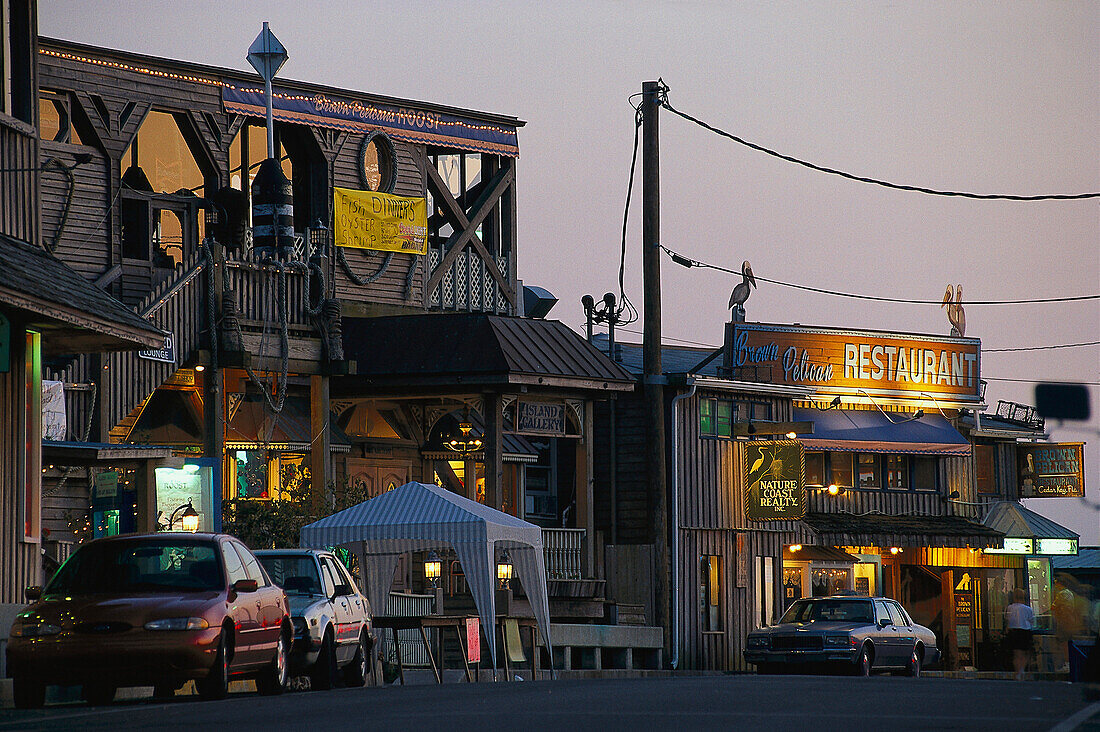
[641,80,670,658]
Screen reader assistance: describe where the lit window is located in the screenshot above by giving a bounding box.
[886,455,909,489]
[858,454,881,488]
[805,452,825,486]
[716,401,732,438]
[700,398,715,436]
[701,555,722,631]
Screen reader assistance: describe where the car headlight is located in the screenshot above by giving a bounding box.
[10,622,62,638]
[747,636,770,648]
[144,617,210,631]
[292,617,308,637]
[825,635,849,646]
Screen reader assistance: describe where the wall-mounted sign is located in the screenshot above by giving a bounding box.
[1018,443,1085,498]
[333,187,427,254]
[985,537,1034,555]
[516,401,566,436]
[1036,538,1078,556]
[138,333,175,364]
[93,470,118,499]
[0,311,9,373]
[743,440,806,521]
[726,322,981,404]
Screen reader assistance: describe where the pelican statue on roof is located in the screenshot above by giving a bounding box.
[941,283,965,337]
[728,260,756,320]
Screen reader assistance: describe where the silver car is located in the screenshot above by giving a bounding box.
[744,596,940,676]
[255,549,374,689]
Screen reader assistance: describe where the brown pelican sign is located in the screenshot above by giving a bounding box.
[744,440,806,521]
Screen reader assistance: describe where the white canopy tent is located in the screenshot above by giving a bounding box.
[299,481,553,672]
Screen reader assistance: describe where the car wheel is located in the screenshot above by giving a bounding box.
[12,673,46,709]
[197,633,230,701]
[855,644,873,677]
[82,681,116,706]
[257,630,289,695]
[310,631,338,691]
[343,633,370,687]
[906,645,922,678]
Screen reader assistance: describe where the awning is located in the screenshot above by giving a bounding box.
[801,512,1003,549]
[793,407,971,456]
[227,395,351,453]
[43,440,176,466]
[783,545,859,562]
[983,501,1079,541]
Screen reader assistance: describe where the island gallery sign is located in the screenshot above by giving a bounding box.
[1018,443,1085,498]
[743,440,806,521]
[726,322,981,404]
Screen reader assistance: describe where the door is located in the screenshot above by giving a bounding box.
[321,556,361,662]
[221,540,262,666]
[873,599,901,666]
[233,541,283,654]
[887,601,916,665]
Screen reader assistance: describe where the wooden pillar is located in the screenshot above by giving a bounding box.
[136,461,157,533]
[576,402,594,578]
[483,393,503,511]
[202,240,225,500]
[310,374,331,513]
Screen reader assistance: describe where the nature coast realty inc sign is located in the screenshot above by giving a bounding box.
[743,440,806,521]
[726,322,981,404]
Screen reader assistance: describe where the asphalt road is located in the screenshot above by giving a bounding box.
[1,674,1095,732]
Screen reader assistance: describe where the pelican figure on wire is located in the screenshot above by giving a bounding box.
[941,283,965,337]
[728,260,756,320]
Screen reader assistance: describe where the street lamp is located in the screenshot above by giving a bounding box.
[170,499,200,533]
[496,551,513,590]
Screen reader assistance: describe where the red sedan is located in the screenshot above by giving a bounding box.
[6,533,291,707]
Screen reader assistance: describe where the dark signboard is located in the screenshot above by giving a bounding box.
[516,401,566,436]
[743,440,806,521]
[1018,443,1085,498]
[138,333,176,364]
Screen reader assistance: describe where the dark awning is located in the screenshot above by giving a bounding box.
[793,407,971,456]
[339,314,634,394]
[783,545,859,562]
[801,512,1003,549]
[227,395,351,453]
[983,501,1079,541]
[43,440,176,466]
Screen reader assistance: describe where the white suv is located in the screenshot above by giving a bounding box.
[255,549,374,689]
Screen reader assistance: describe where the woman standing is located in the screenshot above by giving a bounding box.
[1005,587,1036,681]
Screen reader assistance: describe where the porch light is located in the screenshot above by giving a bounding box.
[497,551,513,589]
[826,484,840,496]
[789,544,802,552]
[424,551,442,587]
[785,432,797,439]
[889,547,902,555]
[445,420,483,454]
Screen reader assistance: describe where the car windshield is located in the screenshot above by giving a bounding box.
[779,599,874,624]
[258,555,323,596]
[45,539,223,596]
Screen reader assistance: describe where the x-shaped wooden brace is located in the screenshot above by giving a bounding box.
[423,157,517,308]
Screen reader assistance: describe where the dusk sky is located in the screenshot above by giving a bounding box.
[40,2,1099,541]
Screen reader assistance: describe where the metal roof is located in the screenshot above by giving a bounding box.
[982,501,1079,540]
[801,511,1003,549]
[340,314,634,393]
[792,407,972,456]
[0,233,165,353]
[1053,548,1100,570]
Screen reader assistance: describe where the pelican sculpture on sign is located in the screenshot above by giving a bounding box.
[728,261,756,320]
[941,283,965,337]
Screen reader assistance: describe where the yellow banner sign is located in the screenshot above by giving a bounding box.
[333,187,427,254]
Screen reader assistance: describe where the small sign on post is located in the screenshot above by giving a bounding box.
[138,333,175,364]
[465,617,480,663]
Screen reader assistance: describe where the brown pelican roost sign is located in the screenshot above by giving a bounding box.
[744,440,806,521]
[728,322,982,404]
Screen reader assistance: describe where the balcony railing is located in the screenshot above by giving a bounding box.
[542,528,585,581]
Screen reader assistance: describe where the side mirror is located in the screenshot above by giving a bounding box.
[24,586,42,602]
[878,619,892,629]
[332,583,352,599]
[233,578,259,593]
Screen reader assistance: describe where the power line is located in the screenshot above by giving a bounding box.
[658,88,1100,201]
[662,245,1100,305]
[985,341,1100,353]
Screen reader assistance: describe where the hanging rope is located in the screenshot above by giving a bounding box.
[337,245,393,285]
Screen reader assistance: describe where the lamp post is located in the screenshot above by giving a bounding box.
[425,550,443,615]
[495,550,513,617]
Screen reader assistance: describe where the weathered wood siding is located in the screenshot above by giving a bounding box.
[0,119,39,243]
[0,327,39,603]
[39,140,110,277]
[593,392,650,545]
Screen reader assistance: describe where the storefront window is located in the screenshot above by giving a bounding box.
[812,567,851,596]
[912,457,937,491]
[756,555,776,627]
[830,453,854,487]
[805,452,825,486]
[155,462,216,533]
[1028,558,1052,630]
[858,454,881,488]
[701,555,721,631]
[783,567,804,608]
[854,561,878,596]
[234,450,269,499]
[886,455,908,489]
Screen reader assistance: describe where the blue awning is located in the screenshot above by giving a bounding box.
[793,408,971,457]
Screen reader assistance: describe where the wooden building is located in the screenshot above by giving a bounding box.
[29,33,632,616]
[593,316,1080,672]
[0,0,164,605]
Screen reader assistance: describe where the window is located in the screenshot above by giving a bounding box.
[975,444,996,494]
[2,0,34,123]
[874,600,893,626]
[716,401,732,437]
[231,541,268,587]
[805,452,825,486]
[912,457,937,491]
[700,555,721,631]
[857,454,881,488]
[699,398,734,438]
[319,558,340,596]
[888,601,911,627]
[38,90,84,144]
[756,555,775,627]
[829,453,854,488]
[221,541,249,585]
[700,398,714,435]
[886,455,909,489]
[741,401,772,421]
